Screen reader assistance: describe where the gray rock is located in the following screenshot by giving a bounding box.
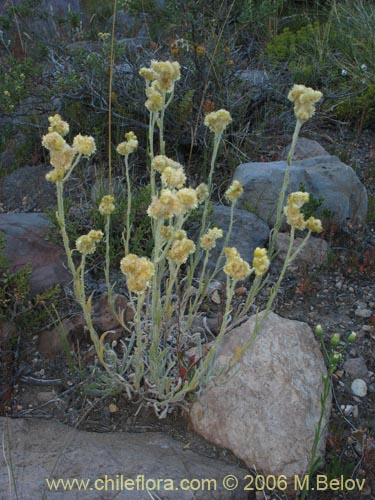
[276,232,328,267]
[204,205,270,277]
[1,165,57,212]
[281,137,330,160]
[351,379,367,397]
[233,155,368,228]
[0,418,248,499]
[355,308,372,319]
[189,311,330,483]
[0,213,71,295]
[106,10,139,37]
[343,357,369,379]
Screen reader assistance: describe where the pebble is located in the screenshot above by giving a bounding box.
[351,379,368,397]
[362,325,373,332]
[343,357,368,379]
[356,301,368,309]
[335,281,343,290]
[355,308,372,319]
[36,391,56,404]
[340,404,359,418]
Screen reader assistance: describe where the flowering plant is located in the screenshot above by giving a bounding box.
[43,68,322,416]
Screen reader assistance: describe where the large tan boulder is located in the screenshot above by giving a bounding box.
[190,311,330,483]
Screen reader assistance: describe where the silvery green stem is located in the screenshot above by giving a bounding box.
[124,153,132,255]
[269,119,302,257]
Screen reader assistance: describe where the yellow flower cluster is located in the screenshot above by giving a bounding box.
[252,247,270,276]
[167,238,196,264]
[204,109,232,134]
[120,254,155,293]
[223,247,251,281]
[287,191,310,208]
[152,155,181,173]
[147,60,181,92]
[42,116,97,182]
[161,166,186,189]
[42,131,66,152]
[99,195,115,216]
[117,131,138,156]
[176,188,198,211]
[225,180,243,202]
[76,229,103,255]
[140,60,181,112]
[48,114,69,136]
[200,227,223,251]
[196,183,209,203]
[147,189,182,219]
[160,227,187,241]
[288,84,323,122]
[284,191,322,232]
[72,134,96,157]
[306,216,323,233]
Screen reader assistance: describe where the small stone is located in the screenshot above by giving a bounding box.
[351,379,367,397]
[343,358,368,379]
[362,325,373,332]
[109,403,119,414]
[211,290,221,305]
[335,281,343,290]
[235,286,247,296]
[355,301,368,309]
[36,391,56,404]
[355,309,372,319]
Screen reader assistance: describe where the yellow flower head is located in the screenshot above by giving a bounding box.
[204,109,232,134]
[167,238,196,264]
[147,189,182,219]
[152,155,181,174]
[76,235,95,255]
[120,254,155,293]
[200,227,223,251]
[45,168,65,183]
[306,216,323,233]
[88,229,104,243]
[99,195,115,216]
[160,225,174,240]
[120,253,139,274]
[252,247,270,276]
[225,180,243,202]
[49,144,75,172]
[73,134,96,157]
[42,132,67,152]
[173,229,187,240]
[288,84,322,122]
[196,183,210,203]
[117,131,138,156]
[145,87,164,112]
[161,166,186,188]
[150,60,181,92]
[196,45,205,57]
[284,204,306,231]
[76,230,103,255]
[284,191,311,230]
[287,191,309,208]
[48,114,69,137]
[139,67,156,81]
[224,247,251,281]
[224,247,240,261]
[176,188,198,212]
[152,155,169,173]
